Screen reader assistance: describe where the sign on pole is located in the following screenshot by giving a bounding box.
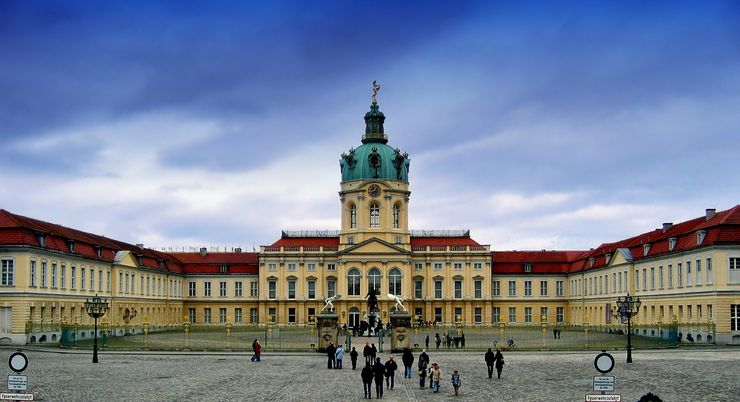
[7,375,28,391]
[593,375,615,392]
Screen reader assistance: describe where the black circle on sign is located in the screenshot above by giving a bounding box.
[9,351,28,373]
[594,351,615,374]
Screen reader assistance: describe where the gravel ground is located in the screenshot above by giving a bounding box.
[1,347,737,401]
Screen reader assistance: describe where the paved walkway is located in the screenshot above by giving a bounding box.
[1,347,738,401]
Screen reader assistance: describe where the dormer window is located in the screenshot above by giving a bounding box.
[668,237,678,251]
[136,255,144,266]
[67,240,75,253]
[220,264,228,273]
[159,260,166,270]
[35,233,46,247]
[588,257,595,267]
[94,246,102,258]
[643,244,651,256]
[605,254,612,264]
[696,230,706,245]
[523,263,532,273]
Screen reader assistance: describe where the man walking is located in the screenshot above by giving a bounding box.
[361,363,374,399]
[373,357,385,399]
[384,356,398,389]
[350,346,359,370]
[485,348,495,378]
[363,342,372,365]
[401,348,414,378]
[336,344,345,369]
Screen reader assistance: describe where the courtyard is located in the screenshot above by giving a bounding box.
[1,346,737,401]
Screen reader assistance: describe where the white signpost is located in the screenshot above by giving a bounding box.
[586,351,621,402]
[4,351,34,401]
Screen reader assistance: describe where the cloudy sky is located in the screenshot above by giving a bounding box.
[1,1,739,251]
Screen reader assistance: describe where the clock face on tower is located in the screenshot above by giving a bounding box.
[367,184,381,198]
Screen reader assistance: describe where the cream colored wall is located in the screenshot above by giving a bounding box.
[339,181,411,247]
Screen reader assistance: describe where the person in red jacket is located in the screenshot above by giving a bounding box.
[251,339,261,362]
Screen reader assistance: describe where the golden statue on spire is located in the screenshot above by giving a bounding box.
[372,80,380,103]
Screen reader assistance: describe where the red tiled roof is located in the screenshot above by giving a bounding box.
[271,237,340,247]
[492,251,585,274]
[410,237,481,247]
[571,205,740,273]
[0,209,180,272]
[169,252,260,275]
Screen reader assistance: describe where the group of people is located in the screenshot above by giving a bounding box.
[484,348,505,379]
[360,356,399,399]
[325,343,347,369]
[425,332,466,349]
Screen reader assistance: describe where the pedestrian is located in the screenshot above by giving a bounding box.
[461,333,465,349]
[373,357,385,399]
[435,333,441,349]
[418,358,428,388]
[326,342,337,369]
[336,344,345,369]
[428,364,434,389]
[419,349,429,368]
[251,339,261,362]
[451,370,461,396]
[371,343,378,362]
[446,334,451,348]
[401,348,414,378]
[425,334,429,349]
[361,363,374,399]
[384,356,397,389]
[363,342,372,365]
[350,347,359,370]
[485,348,495,378]
[431,363,442,393]
[494,349,505,379]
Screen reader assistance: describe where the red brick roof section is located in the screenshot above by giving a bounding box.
[270,237,340,247]
[492,251,586,274]
[0,209,182,272]
[572,205,740,273]
[410,237,481,247]
[169,252,259,274]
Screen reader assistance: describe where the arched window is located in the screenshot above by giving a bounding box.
[389,268,402,295]
[370,203,380,228]
[348,269,360,296]
[350,204,357,228]
[392,204,400,228]
[368,268,381,292]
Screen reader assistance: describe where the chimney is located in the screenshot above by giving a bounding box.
[199,247,207,256]
[705,208,716,221]
[234,247,242,253]
[662,223,673,232]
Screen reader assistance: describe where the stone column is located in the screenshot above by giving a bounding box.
[316,311,338,352]
[389,311,411,352]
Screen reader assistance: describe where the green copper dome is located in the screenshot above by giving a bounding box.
[340,101,410,183]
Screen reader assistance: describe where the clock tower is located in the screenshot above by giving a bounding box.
[338,88,411,250]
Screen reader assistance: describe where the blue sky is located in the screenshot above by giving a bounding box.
[1,0,739,251]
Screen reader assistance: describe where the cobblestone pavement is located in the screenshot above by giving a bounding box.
[1,347,737,401]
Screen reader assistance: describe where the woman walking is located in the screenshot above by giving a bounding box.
[494,349,505,379]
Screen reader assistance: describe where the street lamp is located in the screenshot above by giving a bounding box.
[84,294,109,363]
[616,293,642,363]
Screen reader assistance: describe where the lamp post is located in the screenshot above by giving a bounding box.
[84,294,109,363]
[616,293,642,363]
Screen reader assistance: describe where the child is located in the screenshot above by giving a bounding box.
[451,370,461,396]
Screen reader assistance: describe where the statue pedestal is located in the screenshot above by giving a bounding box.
[389,311,411,353]
[316,312,338,352]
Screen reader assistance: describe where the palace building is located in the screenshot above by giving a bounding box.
[1,95,739,345]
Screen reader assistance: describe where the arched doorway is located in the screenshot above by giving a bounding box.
[349,307,360,329]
